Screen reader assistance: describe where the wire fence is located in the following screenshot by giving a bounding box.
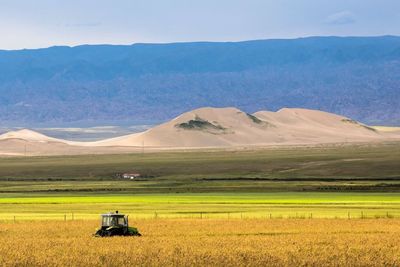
[2,211,400,222]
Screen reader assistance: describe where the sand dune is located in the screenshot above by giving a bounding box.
[0,138,147,156]
[0,129,64,143]
[94,107,396,147]
[0,107,399,155]
[0,129,87,146]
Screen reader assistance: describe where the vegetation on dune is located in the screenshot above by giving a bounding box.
[1,219,400,266]
[341,119,377,132]
[246,113,263,124]
[246,113,275,127]
[175,116,226,132]
[341,118,359,124]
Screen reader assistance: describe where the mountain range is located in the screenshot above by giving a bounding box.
[1,36,399,125]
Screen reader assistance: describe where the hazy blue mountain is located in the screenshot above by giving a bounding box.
[1,36,399,126]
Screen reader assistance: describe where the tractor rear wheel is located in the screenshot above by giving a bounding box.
[106,229,120,236]
[106,230,113,237]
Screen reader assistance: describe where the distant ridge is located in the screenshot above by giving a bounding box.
[0,36,399,125]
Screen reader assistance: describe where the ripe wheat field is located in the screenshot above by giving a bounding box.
[1,218,400,266]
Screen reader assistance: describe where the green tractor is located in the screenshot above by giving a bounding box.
[94,211,141,237]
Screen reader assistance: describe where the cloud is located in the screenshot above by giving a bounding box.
[325,11,356,25]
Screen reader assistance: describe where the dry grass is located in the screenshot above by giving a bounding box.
[1,219,400,266]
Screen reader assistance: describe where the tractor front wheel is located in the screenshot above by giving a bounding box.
[94,229,104,237]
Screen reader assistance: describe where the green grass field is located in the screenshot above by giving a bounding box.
[1,142,400,193]
[1,192,400,220]
[1,143,400,220]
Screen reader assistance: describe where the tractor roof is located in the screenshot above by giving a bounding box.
[101,212,125,217]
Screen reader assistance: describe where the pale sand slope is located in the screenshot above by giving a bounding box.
[372,126,400,133]
[0,129,96,146]
[0,107,399,155]
[0,129,64,143]
[0,138,145,156]
[0,129,141,156]
[92,107,400,147]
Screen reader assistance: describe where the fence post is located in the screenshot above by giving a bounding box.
[310,213,313,219]
[270,213,272,219]
[361,211,364,219]
[64,214,66,222]
[13,216,16,223]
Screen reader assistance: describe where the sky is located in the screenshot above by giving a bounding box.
[0,0,399,50]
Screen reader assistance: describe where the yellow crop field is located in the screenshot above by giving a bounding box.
[1,218,400,266]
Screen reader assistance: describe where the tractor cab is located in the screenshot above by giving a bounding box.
[94,211,141,237]
[101,213,127,229]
